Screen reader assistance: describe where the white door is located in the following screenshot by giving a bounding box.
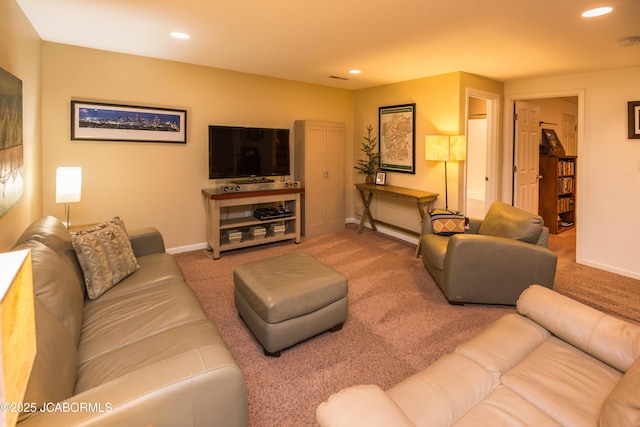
[513,101,541,214]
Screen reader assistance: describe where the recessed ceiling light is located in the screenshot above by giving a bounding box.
[348,69,362,74]
[170,32,190,39]
[581,7,613,17]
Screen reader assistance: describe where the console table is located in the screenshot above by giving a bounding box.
[202,187,304,259]
[355,183,438,256]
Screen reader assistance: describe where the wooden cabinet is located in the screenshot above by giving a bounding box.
[294,120,345,237]
[202,188,303,259]
[538,155,576,234]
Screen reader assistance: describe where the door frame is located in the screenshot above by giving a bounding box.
[464,88,500,216]
[503,89,585,262]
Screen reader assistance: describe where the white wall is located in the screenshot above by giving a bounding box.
[505,66,640,279]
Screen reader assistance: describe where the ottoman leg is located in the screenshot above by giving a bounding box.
[264,348,281,357]
[330,323,344,332]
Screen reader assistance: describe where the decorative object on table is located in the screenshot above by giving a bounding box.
[628,101,640,139]
[540,128,565,156]
[429,208,466,236]
[0,67,24,219]
[0,249,37,427]
[71,100,187,143]
[375,172,386,185]
[354,124,380,184]
[379,104,416,174]
[56,166,82,229]
[424,135,466,210]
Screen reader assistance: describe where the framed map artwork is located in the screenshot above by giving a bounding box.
[378,103,415,174]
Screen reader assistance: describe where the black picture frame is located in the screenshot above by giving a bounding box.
[378,103,416,174]
[71,101,187,143]
[375,172,386,185]
[628,101,640,139]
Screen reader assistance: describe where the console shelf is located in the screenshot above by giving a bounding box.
[202,187,304,259]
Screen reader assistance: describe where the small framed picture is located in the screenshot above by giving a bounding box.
[628,101,640,139]
[375,172,386,185]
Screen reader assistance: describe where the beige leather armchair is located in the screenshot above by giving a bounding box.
[420,202,557,305]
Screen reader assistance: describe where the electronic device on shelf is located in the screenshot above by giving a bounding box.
[254,206,292,220]
[218,180,300,193]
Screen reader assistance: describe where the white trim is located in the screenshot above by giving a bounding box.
[344,218,419,245]
[166,242,208,254]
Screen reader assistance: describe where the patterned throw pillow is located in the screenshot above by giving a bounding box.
[71,217,139,299]
[430,209,467,236]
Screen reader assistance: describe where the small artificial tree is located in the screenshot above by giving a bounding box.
[354,125,380,184]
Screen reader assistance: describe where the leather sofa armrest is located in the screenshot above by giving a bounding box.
[518,285,640,372]
[446,234,557,271]
[444,234,558,304]
[127,227,166,257]
[317,385,415,427]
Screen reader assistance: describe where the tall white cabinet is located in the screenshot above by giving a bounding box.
[294,120,345,237]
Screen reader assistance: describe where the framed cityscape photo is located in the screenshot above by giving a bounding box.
[378,103,415,174]
[71,101,187,143]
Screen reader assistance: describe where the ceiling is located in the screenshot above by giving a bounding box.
[16,0,640,90]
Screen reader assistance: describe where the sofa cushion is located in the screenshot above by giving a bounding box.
[72,217,139,299]
[501,337,621,427]
[599,357,640,427]
[78,280,208,364]
[478,202,543,244]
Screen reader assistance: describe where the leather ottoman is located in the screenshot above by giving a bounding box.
[233,251,348,356]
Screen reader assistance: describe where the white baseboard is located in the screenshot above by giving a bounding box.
[345,218,419,245]
[166,220,419,254]
[166,242,208,254]
[580,259,640,280]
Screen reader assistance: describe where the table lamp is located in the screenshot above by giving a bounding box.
[56,167,82,229]
[0,249,36,427]
[425,135,466,210]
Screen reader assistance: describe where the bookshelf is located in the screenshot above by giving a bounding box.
[538,155,577,234]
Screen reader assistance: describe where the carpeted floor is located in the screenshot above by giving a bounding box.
[174,224,640,427]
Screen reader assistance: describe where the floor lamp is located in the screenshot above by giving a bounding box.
[55,166,82,229]
[425,135,466,210]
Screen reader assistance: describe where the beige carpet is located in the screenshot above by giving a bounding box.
[174,225,639,427]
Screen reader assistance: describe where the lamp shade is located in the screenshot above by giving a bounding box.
[449,135,467,161]
[424,135,451,161]
[425,135,467,162]
[55,167,82,203]
[0,249,36,427]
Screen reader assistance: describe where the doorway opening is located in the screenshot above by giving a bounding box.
[506,92,583,262]
[464,89,500,218]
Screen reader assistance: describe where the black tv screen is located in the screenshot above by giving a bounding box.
[208,125,290,179]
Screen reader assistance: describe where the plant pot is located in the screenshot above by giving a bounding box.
[365,175,374,184]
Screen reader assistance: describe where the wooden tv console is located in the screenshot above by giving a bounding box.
[201,187,304,259]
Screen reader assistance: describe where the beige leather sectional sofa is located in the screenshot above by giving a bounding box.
[317,285,640,426]
[14,216,248,426]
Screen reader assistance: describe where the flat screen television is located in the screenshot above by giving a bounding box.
[208,125,290,180]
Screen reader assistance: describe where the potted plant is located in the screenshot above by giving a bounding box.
[354,125,380,184]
